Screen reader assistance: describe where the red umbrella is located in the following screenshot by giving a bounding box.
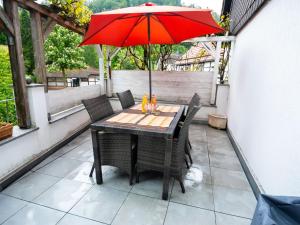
[80,2,223,97]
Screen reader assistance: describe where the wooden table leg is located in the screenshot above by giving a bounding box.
[91,129,103,184]
[162,137,173,200]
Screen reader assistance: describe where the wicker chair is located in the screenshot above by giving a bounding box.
[136,105,200,193]
[184,93,200,165]
[117,90,135,109]
[82,95,136,184]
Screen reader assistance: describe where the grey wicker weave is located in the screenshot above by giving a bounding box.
[82,95,136,184]
[117,90,135,109]
[136,105,200,193]
[184,93,200,165]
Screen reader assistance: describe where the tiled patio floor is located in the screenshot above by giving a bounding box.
[0,125,257,225]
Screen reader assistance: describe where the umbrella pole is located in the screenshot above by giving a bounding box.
[147,14,152,101]
[148,43,152,101]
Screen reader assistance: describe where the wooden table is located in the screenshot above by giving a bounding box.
[90,104,185,200]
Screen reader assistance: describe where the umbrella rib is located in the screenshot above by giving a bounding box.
[81,14,131,45]
[120,15,145,47]
[167,12,224,32]
[153,15,176,44]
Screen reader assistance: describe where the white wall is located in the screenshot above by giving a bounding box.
[228,0,300,196]
[112,70,213,105]
[0,85,91,180]
[47,85,101,114]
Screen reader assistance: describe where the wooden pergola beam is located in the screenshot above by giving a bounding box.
[14,0,85,35]
[30,11,47,90]
[42,17,56,40]
[3,0,31,128]
[0,6,14,36]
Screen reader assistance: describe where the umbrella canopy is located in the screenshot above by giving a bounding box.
[81,2,223,47]
[80,2,224,98]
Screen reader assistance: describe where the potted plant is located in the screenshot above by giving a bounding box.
[0,121,13,141]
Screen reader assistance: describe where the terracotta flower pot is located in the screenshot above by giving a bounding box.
[0,122,13,141]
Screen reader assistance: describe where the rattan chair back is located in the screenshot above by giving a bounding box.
[176,105,200,159]
[82,95,114,123]
[117,90,135,109]
[187,93,200,115]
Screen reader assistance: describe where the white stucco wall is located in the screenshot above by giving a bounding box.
[228,0,300,196]
[0,85,91,180]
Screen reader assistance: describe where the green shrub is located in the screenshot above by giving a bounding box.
[0,45,16,124]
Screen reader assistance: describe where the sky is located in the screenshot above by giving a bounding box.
[182,0,223,14]
[36,0,223,14]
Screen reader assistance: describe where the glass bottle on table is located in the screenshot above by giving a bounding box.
[142,94,148,113]
[151,94,157,113]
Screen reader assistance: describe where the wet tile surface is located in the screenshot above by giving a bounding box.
[0,125,257,224]
[2,203,64,225]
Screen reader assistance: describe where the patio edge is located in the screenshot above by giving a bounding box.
[0,123,90,191]
[227,128,265,199]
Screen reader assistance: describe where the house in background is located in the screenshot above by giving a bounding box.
[47,67,99,89]
[173,43,214,72]
[222,0,300,197]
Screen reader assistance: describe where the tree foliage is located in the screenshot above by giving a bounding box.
[49,0,92,27]
[20,9,35,76]
[45,25,87,78]
[0,45,16,124]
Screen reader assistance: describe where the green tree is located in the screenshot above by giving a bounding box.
[0,33,7,45]
[20,9,34,76]
[0,45,16,124]
[83,45,99,68]
[49,0,92,27]
[45,25,87,84]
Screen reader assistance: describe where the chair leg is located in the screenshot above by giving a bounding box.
[179,180,185,193]
[185,157,190,169]
[188,139,192,149]
[185,140,193,165]
[129,173,133,185]
[89,163,95,177]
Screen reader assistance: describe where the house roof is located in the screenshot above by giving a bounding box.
[175,44,214,66]
[47,68,99,78]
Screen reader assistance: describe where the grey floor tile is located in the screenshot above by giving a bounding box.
[112,193,168,225]
[62,141,93,162]
[211,167,252,191]
[70,186,127,224]
[36,157,84,178]
[57,214,105,225]
[209,153,243,171]
[191,150,210,166]
[0,194,27,224]
[65,162,96,184]
[33,179,92,212]
[52,144,78,158]
[185,165,212,185]
[2,203,65,225]
[131,173,173,199]
[2,173,60,201]
[31,155,60,171]
[215,212,251,225]
[190,142,208,154]
[164,202,215,225]
[208,143,236,157]
[214,185,256,219]
[171,180,214,210]
[101,167,133,192]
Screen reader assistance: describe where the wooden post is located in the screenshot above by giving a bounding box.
[4,0,31,128]
[96,45,105,95]
[210,41,222,105]
[30,11,47,91]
